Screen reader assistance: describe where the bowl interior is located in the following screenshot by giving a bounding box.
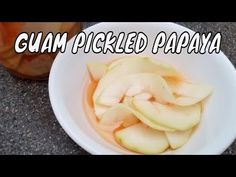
[49,22,236,154]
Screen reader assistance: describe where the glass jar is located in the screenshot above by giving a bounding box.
[0,22,81,80]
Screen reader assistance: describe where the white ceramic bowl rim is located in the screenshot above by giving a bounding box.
[49,22,236,154]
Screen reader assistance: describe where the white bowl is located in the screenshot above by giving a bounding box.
[49,22,236,154]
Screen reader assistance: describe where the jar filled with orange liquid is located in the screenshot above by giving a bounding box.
[0,22,81,80]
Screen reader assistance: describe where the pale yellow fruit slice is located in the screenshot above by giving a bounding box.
[108,56,147,70]
[109,56,183,79]
[93,57,182,103]
[166,78,213,106]
[97,73,175,106]
[87,61,108,81]
[133,99,201,131]
[134,92,152,100]
[100,103,139,127]
[122,97,175,131]
[94,104,109,119]
[115,123,169,154]
[165,129,193,149]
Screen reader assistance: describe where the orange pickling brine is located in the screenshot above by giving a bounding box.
[0,22,81,79]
